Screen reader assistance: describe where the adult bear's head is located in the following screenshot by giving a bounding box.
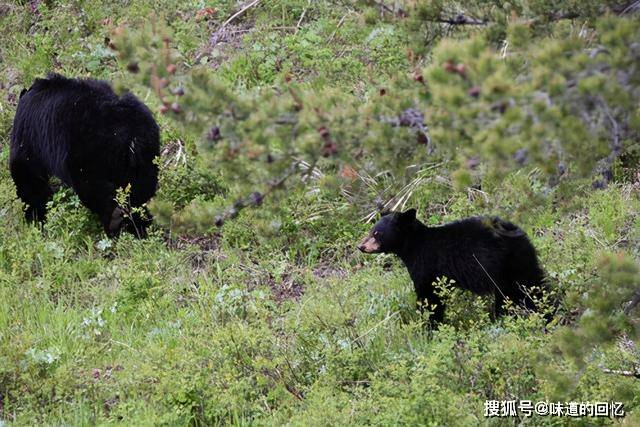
[358,209,417,254]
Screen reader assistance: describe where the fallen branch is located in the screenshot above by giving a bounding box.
[328,12,351,43]
[436,14,487,26]
[602,367,640,378]
[218,0,261,31]
[295,2,309,34]
[426,6,638,27]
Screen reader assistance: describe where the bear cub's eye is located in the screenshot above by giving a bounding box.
[373,231,380,237]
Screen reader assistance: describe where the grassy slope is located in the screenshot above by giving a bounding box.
[0,1,639,425]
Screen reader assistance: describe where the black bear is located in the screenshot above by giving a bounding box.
[10,73,160,237]
[358,209,546,323]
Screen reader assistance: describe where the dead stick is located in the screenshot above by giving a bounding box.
[219,0,261,31]
[328,12,350,43]
[602,367,640,378]
[295,5,308,34]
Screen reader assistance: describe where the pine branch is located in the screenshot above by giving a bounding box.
[213,161,301,227]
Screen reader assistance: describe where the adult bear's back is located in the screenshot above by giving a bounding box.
[10,73,160,237]
[12,73,159,186]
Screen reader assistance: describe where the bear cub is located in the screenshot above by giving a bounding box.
[358,209,547,323]
[10,73,160,237]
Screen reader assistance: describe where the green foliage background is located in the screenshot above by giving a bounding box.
[0,0,639,425]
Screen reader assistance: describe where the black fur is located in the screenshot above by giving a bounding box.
[358,209,547,323]
[10,73,160,237]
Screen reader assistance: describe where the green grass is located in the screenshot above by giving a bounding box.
[1,1,639,425]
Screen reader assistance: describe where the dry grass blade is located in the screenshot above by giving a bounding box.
[360,162,446,222]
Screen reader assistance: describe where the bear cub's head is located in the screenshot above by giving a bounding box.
[358,208,417,254]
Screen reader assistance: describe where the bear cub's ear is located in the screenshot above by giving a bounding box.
[399,208,416,222]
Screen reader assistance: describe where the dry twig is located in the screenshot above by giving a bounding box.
[218,0,261,31]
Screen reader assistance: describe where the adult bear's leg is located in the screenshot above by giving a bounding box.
[494,289,505,319]
[9,157,52,223]
[417,285,445,326]
[70,175,121,237]
[125,165,158,238]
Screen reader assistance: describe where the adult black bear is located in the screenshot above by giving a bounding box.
[10,73,160,237]
[358,209,547,323]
